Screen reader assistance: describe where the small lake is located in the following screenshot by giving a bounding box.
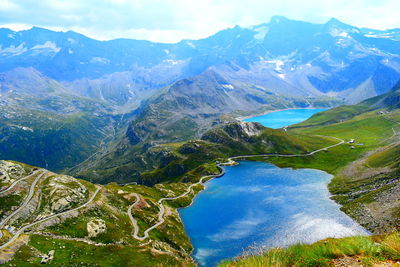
[243,108,327,128]
[179,161,368,267]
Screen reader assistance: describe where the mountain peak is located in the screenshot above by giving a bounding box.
[269,15,290,24]
[325,18,353,29]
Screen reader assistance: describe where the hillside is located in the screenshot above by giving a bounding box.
[0,160,199,266]
[122,70,338,144]
[74,121,333,185]
[0,68,126,172]
[0,117,373,266]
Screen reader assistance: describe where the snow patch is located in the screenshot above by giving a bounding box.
[265,59,285,71]
[186,41,196,48]
[163,59,181,65]
[0,43,27,56]
[31,41,61,53]
[364,33,393,39]
[90,57,110,64]
[330,28,350,38]
[277,73,286,80]
[253,25,269,40]
[9,124,34,132]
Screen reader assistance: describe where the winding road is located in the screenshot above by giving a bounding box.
[0,185,101,249]
[128,167,225,241]
[0,169,42,195]
[0,170,46,239]
[128,136,345,241]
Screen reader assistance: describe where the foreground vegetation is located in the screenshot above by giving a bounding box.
[220,232,400,267]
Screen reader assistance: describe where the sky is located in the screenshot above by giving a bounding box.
[0,0,399,43]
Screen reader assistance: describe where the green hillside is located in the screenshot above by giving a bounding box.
[76,121,334,185]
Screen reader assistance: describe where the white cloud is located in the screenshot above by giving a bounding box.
[207,210,268,242]
[195,248,221,265]
[0,0,399,43]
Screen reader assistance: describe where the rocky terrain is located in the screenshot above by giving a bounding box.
[0,160,198,266]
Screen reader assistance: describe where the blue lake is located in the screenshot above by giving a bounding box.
[243,108,327,128]
[179,161,368,267]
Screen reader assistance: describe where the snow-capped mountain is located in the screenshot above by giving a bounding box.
[1,16,400,106]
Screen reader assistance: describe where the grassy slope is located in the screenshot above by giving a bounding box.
[219,232,400,267]
[267,109,395,173]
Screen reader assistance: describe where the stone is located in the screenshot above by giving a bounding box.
[87,219,106,238]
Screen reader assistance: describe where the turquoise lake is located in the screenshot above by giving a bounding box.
[243,108,327,128]
[179,162,368,267]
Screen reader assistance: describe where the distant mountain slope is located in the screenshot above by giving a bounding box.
[0,68,123,171]
[124,70,339,145]
[1,16,400,105]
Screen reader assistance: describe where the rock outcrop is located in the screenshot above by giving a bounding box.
[44,175,87,213]
[0,161,26,184]
[87,219,106,238]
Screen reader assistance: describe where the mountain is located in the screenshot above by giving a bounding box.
[2,16,400,175]
[123,69,338,145]
[1,16,400,107]
[0,67,124,171]
[71,68,340,183]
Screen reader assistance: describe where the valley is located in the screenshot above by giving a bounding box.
[0,117,362,266]
[0,13,400,267]
[1,100,400,265]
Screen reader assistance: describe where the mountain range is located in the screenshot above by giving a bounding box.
[1,16,400,177]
